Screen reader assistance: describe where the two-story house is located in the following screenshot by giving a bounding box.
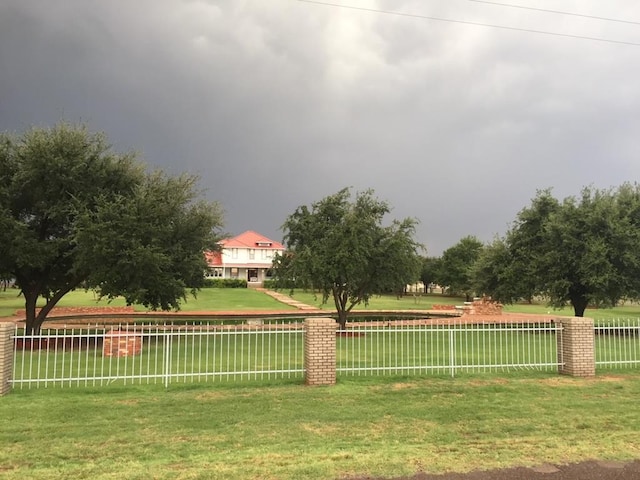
[204,230,285,286]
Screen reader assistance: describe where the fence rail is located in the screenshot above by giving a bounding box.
[337,321,562,377]
[12,322,305,389]
[8,316,640,390]
[595,318,640,369]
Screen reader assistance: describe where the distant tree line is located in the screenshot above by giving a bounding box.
[421,185,640,317]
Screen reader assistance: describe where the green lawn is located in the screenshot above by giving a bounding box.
[2,374,640,479]
[0,288,297,318]
[4,287,640,321]
[281,290,640,319]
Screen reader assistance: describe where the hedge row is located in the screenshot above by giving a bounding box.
[202,278,248,288]
[262,279,304,290]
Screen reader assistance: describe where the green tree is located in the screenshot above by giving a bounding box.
[419,256,442,293]
[483,186,640,317]
[274,188,422,329]
[470,238,527,302]
[0,123,224,334]
[437,236,484,301]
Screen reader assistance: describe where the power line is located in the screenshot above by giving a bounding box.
[296,0,640,47]
[467,0,640,26]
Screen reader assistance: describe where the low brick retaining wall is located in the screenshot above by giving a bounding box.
[103,330,143,357]
[14,306,136,318]
[431,304,457,311]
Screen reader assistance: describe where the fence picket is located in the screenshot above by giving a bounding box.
[10,317,640,390]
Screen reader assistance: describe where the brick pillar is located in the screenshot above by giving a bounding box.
[103,330,143,357]
[556,317,595,377]
[0,323,16,396]
[304,318,337,386]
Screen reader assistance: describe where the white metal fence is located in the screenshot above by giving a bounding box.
[337,320,562,377]
[595,318,640,369]
[12,321,305,389]
[12,317,640,389]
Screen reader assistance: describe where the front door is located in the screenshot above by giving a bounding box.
[247,268,258,282]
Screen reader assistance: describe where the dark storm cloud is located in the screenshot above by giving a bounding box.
[2,0,640,254]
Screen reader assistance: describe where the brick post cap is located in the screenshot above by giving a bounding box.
[304,317,337,326]
[0,322,16,333]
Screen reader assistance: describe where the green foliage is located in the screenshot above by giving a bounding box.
[471,238,524,302]
[0,122,224,333]
[436,235,484,300]
[274,188,422,328]
[262,277,300,290]
[202,278,247,288]
[420,256,443,292]
[481,185,640,317]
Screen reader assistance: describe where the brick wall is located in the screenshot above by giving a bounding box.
[304,318,336,386]
[556,317,595,377]
[0,323,15,396]
[467,298,503,315]
[103,330,143,357]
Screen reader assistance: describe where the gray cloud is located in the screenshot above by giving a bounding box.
[2,0,640,254]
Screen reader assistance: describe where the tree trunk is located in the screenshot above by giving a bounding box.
[332,286,350,330]
[23,289,41,335]
[336,309,348,330]
[23,285,73,335]
[570,294,589,317]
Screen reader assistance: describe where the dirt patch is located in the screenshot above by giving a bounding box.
[347,459,640,480]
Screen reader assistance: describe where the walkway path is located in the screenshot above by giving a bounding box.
[256,288,321,311]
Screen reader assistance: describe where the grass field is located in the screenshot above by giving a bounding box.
[0,288,297,318]
[2,373,640,479]
[279,289,640,319]
[4,289,640,479]
[3,287,640,320]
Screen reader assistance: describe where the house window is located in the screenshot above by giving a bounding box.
[205,268,223,278]
[249,249,255,260]
[231,268,239,278]
[232,248,238,259]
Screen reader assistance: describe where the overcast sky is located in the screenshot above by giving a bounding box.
[2,0,640,255]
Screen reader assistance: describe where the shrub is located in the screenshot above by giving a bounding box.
[202,278,247,288]
[262,279,301,290]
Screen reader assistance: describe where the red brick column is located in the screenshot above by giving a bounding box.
[0,323,16,396]
[304,318,337,386]
[556,317,595,377]
[103,330,143,357]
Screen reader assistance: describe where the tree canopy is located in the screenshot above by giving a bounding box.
[0,123,224,333]
[477,185,640,316]
[273,188,422,328]
[419,256,442,293]
[435,235,484,301]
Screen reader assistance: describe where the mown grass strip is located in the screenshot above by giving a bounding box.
[2,373,640,479]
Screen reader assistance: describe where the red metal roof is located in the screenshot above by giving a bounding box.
[204,250,222,266]
[219,230,284,250]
